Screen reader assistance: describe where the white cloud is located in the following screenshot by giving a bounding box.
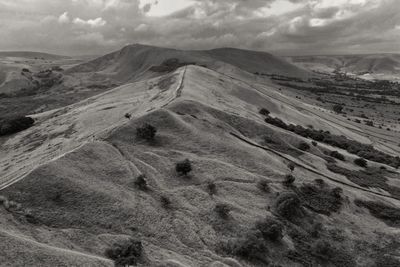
[73,17,107,27]
[134,23,149,32]
[58,12,70,24]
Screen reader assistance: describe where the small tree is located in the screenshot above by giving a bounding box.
[354,157,367,168]
[287,163,295,172]
[256,217,284,242]
[275,192,302,220]
[215,203,231,219]
[134,174,148,191]
[298,142,310,151]
[125,113,132,119]
[175,159,192,176]
[105,239,143,267]
[283,174,295,186]
[136,123,157,141]
[259,108,270,116]
[333,104,344,114]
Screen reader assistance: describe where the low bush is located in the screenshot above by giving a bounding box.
[333,104,344,113]
[256,217,284,242]
[375,255,400,267]
[298,142,311,151]
[283,174,296,186]
[288,163,295,172]
[222,231,269,264]
[311,141,318,147]
[124,113,131,119]
[275,192,303,220]
[206,181,217,195]
[105,239,143,267]
[259,108,270,116]
[354,157,367,167]
[215,203,231,219]
[355,200,400,227]
[0,116,34,136]
[312,240,355,266]
[134,174,148,191]
[330,150,345,161]
[136,123,157,141]
[175,159,192,176]
[160,196,172,209]
[298,184,343,215]
[257,180,270,193]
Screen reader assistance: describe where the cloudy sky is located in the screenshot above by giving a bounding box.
[0,0,399,56]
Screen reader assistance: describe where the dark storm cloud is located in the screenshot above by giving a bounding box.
[0,0,399,55]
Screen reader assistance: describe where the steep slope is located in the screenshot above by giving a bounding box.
[67,44,310,83]
[0,65,400,266]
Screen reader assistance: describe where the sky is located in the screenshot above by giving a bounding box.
[0,0,399,56]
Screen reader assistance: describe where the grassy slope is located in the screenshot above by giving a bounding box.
[0,66,399,266]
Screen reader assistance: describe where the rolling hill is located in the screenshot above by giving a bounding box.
[0,46,400,266]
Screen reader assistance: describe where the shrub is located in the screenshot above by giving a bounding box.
[160,196,172,209]
[256,217,284,241]
[330,151,345,161]
[333,104,344,113]
[311,240,355,266]
[375,255,400,267]
[314,179,325,186]
[354,157,367,167]
[275,192,302,219]
[175,159,192,176]
[283,174,295,186]
[215,203,231,219]
[0,116,34,136]
[136,123,157,141]
[312,141,318,147]
[257,180,270,193]
[298,184,343,215]
[124,113,131,119]
[259,108,270,116]
[134,174,148,191]
[222,231,269,264]
[298,142,310,151]
[288,163,295,172]
[206,181,217,195]
[105,239,143,266]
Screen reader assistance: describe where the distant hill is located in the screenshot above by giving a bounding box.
[0,51,69,60]
[287,54,400,79]
[67,44,310,82]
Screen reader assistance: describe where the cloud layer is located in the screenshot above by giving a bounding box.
[0,0,399,56]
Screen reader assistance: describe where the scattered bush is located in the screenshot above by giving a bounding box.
[354,157,367,167]
[288,163,295,172]
[222,231,269,264]
[105,239,143,267]
[0,116,34,136]
[298,184,343,215]
[175,159,192,176]
[311,141,318,147]
[355,200,400,227]
[311,240,355,266]
[206,181,217,195]
[256,217,284,242]
[136,123,157,141]
[298,142,311,151]
[259,108,270,116]
[257,180,270,193]
[283,174,296,186]
[275,192,303,220]
[125,113,131,119]
[160,196,172,209]
[330,151,345,161]
[134,174,148,191]
[333,104,344,113]
[215,203,231,219]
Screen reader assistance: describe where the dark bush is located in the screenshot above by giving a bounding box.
[311,141,318,147]
[105,239,143,266]
[283,174,295,186]
[257,180,270,193]
[354,157,367,167]
[298,142,311,151]
[330,151,345,161]
[0,116,34,136]
[312,240,355,266]
[256,217,284,241]
[136,123,157,141]
[355,200,400,227]
[222,231,269,264]
[215,203,231,219]
[375,255,400,267]
[124,113,131,119]
[175,159,192,176]
[160,196,172,209]
[206,181,217,195]
[275,192,303,220]
[134,174,148,191]
[259,108,270,116]
[298,184,343,215]
[333,104,344,113]
[288,163,295,172]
